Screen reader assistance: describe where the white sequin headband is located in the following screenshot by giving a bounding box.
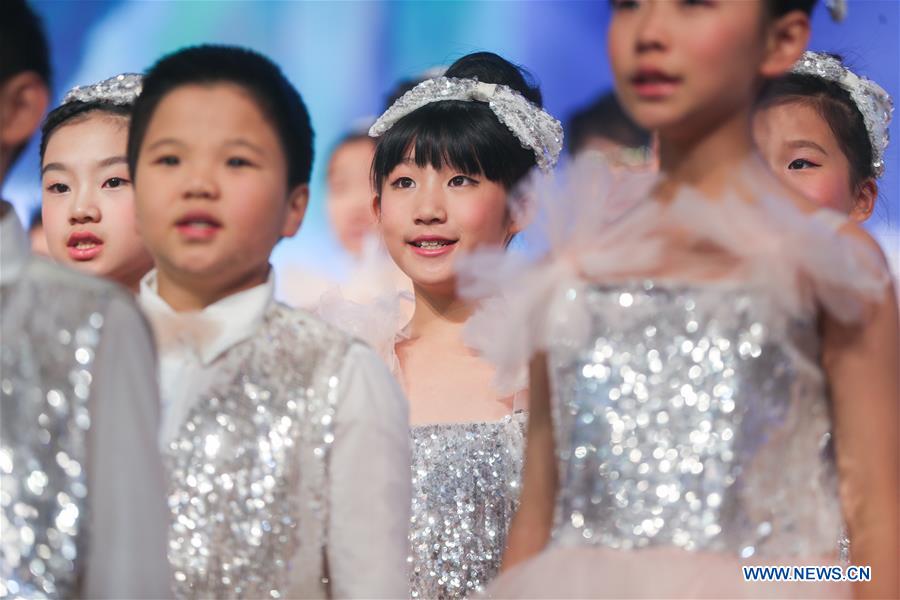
[369,76,564,173]
[63,73,143,106]
[791,52,893,178]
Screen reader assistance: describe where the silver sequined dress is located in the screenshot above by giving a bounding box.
[488,282,867,598]
[408,413,526,599]
[456,159,890,598]
[312,285,525,599]
[549,280,842,556]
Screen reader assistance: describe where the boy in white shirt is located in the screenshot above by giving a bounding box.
[130,45,411,598]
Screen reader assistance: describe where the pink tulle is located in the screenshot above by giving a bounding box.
[282,234,413,310]
[311,235,415,374]
[315,286,412,375]
[457,155,891,393]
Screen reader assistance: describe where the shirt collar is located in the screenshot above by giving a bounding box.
[0,202,31,287]
[138,268,275,366]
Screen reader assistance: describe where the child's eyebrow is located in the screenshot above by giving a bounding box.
[224,139,265,156]
[41,162,68,175]
[786,140,829,156]
[96,156,127,168]
[145,137,185,151]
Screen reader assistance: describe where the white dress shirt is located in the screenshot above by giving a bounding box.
[139,269,412,598]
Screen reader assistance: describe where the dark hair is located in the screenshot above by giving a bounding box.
[758,67,875,188]
[372,51,543,196]
[1,0,50,169]
[40,101,132,164]
[0,0,51,87]
[128,45,314,188]
[766,0,818,17]
[566,91,650,155]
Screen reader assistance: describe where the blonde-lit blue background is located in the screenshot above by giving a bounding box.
[6,0,898,279]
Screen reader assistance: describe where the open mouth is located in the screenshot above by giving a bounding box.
[176,212,223,239]
[67,232,104,261]
[632,69,682,98]
[408,237,458,256]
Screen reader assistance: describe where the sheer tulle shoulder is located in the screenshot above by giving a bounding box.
[313,236,414,375]
[315,287,412,376]
[457,155,891,391]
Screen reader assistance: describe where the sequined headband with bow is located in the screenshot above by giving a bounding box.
[369,76,564,173]
[791,52,893,178]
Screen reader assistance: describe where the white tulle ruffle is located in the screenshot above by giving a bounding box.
[457,155,891,392]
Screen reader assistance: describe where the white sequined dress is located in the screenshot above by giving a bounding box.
[456,159,892,599]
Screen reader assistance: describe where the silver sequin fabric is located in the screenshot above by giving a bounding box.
[63,73,142,107]
[369,77,563,172]
[1,261,110,598]
[546,281,843,559]
[165,303,351,599]
[409,413,526,599]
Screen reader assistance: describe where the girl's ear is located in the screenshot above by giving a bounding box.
[508,207,524,237]
[759,10,811,79]
[504,192,527,246]
[372,193,382,222]
[850,178,877,223]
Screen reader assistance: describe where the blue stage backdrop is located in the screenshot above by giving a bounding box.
[6,0,898,283]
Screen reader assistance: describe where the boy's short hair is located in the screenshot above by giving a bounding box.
[128,45,314,188]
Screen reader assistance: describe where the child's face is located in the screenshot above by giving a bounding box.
[42,114,153,288]
[376,159,517,296]
[608,0,769,136]
[754,102,867,218]
[327,138,377,256]
[134,83,306,294]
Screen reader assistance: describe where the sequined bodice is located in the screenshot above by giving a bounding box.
[165,304,351,599]
[1,262,110,598]
[547,281,841,559]
[409,413,526,599]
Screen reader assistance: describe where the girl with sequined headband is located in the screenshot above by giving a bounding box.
[357,51,563,599]
[39,74,154,293]
[128,45,411,598]
[455,1,899,598]
[755,52,894,223]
